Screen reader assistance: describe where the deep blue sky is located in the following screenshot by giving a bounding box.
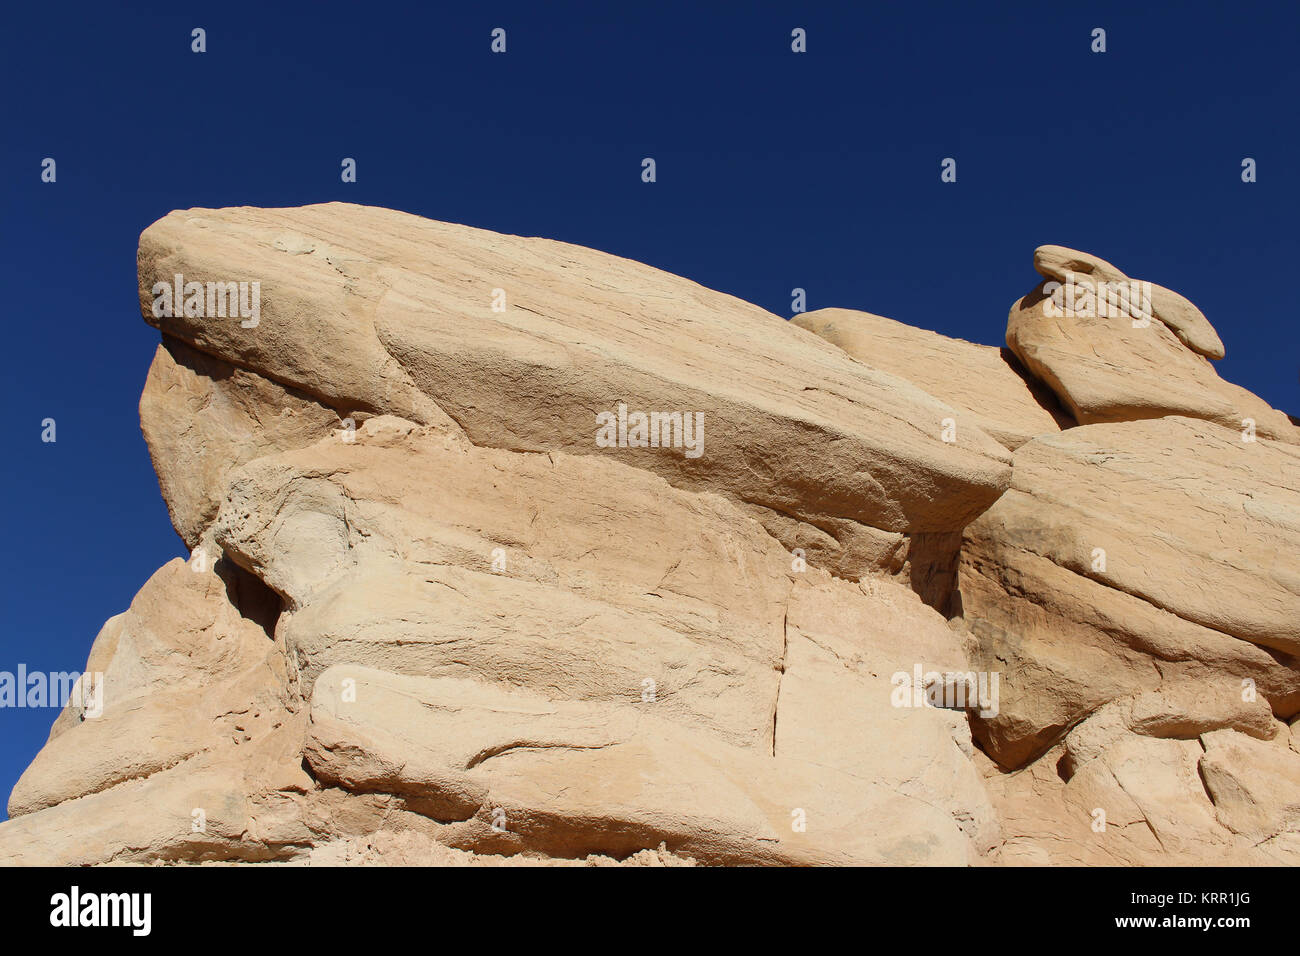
[2,0,1297,815]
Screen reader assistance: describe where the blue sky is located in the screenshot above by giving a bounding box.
[2,0,1297,814]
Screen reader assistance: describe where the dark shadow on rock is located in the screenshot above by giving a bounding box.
[999,346,1075,432]
[216,555,282,640]
[905,531,964,617]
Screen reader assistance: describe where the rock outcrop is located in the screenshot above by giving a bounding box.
[961,416,1300,768]
[2,217,1295,866]
[1006,246,1296,441]
[791,308,1073,450]
[135,204,1013,572]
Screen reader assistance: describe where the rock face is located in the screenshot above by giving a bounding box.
[1031,245,1225,359]
[2,210,1296,866]
[791,308,1073,450]
[135,204,1013,573]
[961,416,1300,768]
[140,338,341,550]
[1007,245,1296,441]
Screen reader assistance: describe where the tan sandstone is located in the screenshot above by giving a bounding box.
[791,307,1072,450]
[2,209,1296,868]
[961,416,1300,768]
[1010,245,1294,441]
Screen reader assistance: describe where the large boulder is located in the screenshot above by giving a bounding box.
[220,416,999,863]
[137,204,1011,569]
[1031,244,1225,358]
[1007,245,1296,441]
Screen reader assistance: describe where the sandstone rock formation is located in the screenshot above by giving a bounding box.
[790,308,1073,450]
[1006,246,1295,441]
[2,217,1295,866]
[134,204,1013,572]
[961,416,1300,768]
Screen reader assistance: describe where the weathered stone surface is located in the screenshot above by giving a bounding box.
[0,558,389,865]
[1199,728,1300,841]
[140,338,342,550]
[792,307,1072,450]
[298,832,699,866]
[2,406,1000,865]
[988,736,1231,865]
[305,664,988,865]
[217,417,996,859]
[216,415,792,750]
[7,558,296,818]
[962,416,1300,768]
[1146,283,1225,360]
[987,720,1300,866]
[138,204,1011,553]
[1059,681,1277,779]
[5,209,1298,868]
[1032,245,1127,285]
[0,750,313,866]
[1032,244,1225,359]
[1012,246,1294,440]
[1008,282,1295,440]
[776,590,1000,855]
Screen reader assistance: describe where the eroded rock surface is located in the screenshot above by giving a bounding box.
[1008,245,1295,441]
[136,204,1013,568]
[3,214,1295,866]
[792,307,1071,450]
[961,416,1300,768]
